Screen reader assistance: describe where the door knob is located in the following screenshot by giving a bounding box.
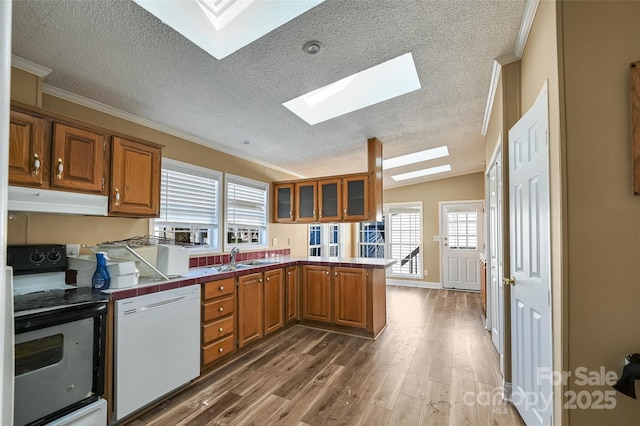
[503,277,515,286]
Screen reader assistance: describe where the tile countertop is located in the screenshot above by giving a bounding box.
[102,256,396,301]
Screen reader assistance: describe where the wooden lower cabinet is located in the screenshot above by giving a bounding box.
[301,265,332,323]
[301,265,387,338]
[264,269,284,335]
[201,278,236,371]
[285,266,298,324]
[238,272,264,348]
[333,267,367,329]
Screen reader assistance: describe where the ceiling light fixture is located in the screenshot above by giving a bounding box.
[283,52,421,125]
[383,146,449,170]
[391,164,452,181]
[303,40,323,55]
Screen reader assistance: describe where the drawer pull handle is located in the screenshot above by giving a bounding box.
[218,348,224,353]
[335,272,338,275]
[218,307,224,312]
[266,277,270,281]
[219,327,224,332]
[219,285,224,291]
[325,271,329,275]
[33,153,40,175]
[56,158,63,179]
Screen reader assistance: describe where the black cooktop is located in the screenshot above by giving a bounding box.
[14,287,109,317]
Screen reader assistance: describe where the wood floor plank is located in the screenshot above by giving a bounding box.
[419,380,451,426]
[388,393,424,426]
[449,367,479,426]
[357,403,392,426]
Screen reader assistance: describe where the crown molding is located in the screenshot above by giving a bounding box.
[11,55,52,77]
[481,0,540,136]
[42,84,306,179]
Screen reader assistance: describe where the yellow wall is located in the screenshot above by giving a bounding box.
[8,67,309,255]
[383,172,485,282]
[560,0,640,423]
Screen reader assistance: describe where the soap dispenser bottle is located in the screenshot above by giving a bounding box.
[92,252,111,290]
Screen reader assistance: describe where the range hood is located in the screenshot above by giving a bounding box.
[8,186,109,216]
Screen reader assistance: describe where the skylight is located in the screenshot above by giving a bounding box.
[283,52,421,125]
[383,146,449,170]
[391,165,452,182]
[133,0,324,59]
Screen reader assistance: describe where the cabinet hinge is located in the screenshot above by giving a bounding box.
[102,178,105,190]
[103,140,106,151]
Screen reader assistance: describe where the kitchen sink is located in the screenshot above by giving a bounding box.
[238,259,280,267]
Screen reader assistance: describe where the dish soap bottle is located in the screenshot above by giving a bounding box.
[92,252,111,290]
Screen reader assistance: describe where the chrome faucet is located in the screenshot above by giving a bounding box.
[230,247,240,266]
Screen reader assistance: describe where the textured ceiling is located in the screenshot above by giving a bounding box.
[11,0,527,189]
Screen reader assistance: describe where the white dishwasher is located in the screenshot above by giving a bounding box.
[114,284,200,421]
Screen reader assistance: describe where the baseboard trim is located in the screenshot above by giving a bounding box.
[386,279,442,289]
[503,380,513,401]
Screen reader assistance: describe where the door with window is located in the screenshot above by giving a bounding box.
[441,201,484,290]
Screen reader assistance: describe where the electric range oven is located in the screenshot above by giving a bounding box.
[8,245,108,426]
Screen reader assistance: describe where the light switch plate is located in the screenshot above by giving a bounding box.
[66,244,80,256]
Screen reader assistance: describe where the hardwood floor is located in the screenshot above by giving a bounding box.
[126,286,524,426]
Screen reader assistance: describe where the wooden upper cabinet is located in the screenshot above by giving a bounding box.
[295,181,317,223]
[8,110,47,187]
[343,174,369,221]
[318,178,341,222]
[51,123,106,194]
[274,183,294,222]
[333,267,367,329]
[109,136,161,217]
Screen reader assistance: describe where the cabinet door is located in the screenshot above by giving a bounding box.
[295,181,317,223]
[285,266,298,324]
[110,136,161,216]
[51,123,106,193]
[342,174,369,221]
[274,183,294,222]
[8,110,47,187]
[318,178,341,222]
[334,267,367,329]
[238,273,264,348]
[301,265,331,323]
[264,269,284,335]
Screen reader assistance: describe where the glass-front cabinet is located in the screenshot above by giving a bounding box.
[343,174,369,221]
[318,178,341,222]
[295,181,317,223]
[274,183,294,222]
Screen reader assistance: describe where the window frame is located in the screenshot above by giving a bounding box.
[152,158,222,253]
[224,173,269,252]
[358,221,385,258]
[308,223,344,257]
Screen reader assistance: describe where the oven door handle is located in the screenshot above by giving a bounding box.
[15,302,107,334]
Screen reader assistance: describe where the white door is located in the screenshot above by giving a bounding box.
[508,83,552,425]
[441,201,484,291]
[487,147,504,365]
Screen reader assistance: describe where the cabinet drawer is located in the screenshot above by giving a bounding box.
[202,334,235,366]
[203,296,234,322]
[202,315,235,344]
[203,278,234,300]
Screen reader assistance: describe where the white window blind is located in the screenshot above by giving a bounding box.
[154,159,221,249]
[225,174,268,248]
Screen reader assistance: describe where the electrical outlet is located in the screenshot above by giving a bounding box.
[272,238,278,247]
[424,269,429,277]
[66,244,80,256]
